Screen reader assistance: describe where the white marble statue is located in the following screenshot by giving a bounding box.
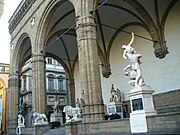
[110,84,121,102]
[122,33,148,88]
[124,64,137,86]
[63,105,82,122]
[17,114,25,127]
[32,112,49,125]
[52,95,60,113]
[16,114,25,134]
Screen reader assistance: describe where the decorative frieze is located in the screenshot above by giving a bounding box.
[8,0,35,34]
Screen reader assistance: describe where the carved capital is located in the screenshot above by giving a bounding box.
[154,40,168,59]
[75,16,96,42]
[31,54,45,63]
[100,64,111,78]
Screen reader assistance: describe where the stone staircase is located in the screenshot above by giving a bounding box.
[43,127,65,135]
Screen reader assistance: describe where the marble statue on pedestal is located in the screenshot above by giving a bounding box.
[16,92,25,134]
[107,84,127,118]
[32,112,49,125]
[17,114,25,127]
[122,33,156,133]
[52,95,60,114]
[16,114,25,134]
[63,98,82,122]
[50,95,62,128]
[110,84,121,102]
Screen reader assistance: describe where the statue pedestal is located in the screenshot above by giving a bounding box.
[128,87,157,133]
[18,123,25,128]
[106,101,127,119]
[34,121,49,126]
[50,112,61,129]
[50,112,61,122]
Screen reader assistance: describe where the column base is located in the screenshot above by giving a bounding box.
[82,103,105,122]
[7,119,17,134]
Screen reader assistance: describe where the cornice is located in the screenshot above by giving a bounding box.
[8,0,35,34]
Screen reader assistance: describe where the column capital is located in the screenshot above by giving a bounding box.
[31,54,45,63]
[75,15,96,28]
[75,15,97,43]
[8,74,19,87]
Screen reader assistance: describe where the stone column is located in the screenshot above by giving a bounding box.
[75,15,105,122]
[7,74,19,132]
[68,78,75,107]
[31,54,47,114]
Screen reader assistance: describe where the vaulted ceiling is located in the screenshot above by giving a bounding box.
[43,0,177,77]
[16,0,178,77]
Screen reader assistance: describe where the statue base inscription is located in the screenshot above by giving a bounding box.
[128,88,157,133]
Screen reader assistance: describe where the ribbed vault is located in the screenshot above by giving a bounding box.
[36,0,178,78]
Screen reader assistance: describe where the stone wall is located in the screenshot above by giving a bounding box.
[65,112,180,135]
[65,119,130,135]
[65,90,180,135]
[153,89,180,114]
[147,112,180,133]
[12,125,50,135]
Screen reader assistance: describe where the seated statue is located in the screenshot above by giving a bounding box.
[32,112,48,125]
[63,105,82,122]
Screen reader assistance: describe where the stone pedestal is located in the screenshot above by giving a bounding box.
[18,123,25,128]
[50,112,61,129]
[128,87,157,133]
[106,101,127,119]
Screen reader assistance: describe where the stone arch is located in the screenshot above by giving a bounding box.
[35,0,75,53]
[0,78,6,89]
[11,33,32,73]
[35,0,77,80]
[36,0,77,106]
[45,28,77,79]
[0,77,7,133]
[161,0,178,45]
